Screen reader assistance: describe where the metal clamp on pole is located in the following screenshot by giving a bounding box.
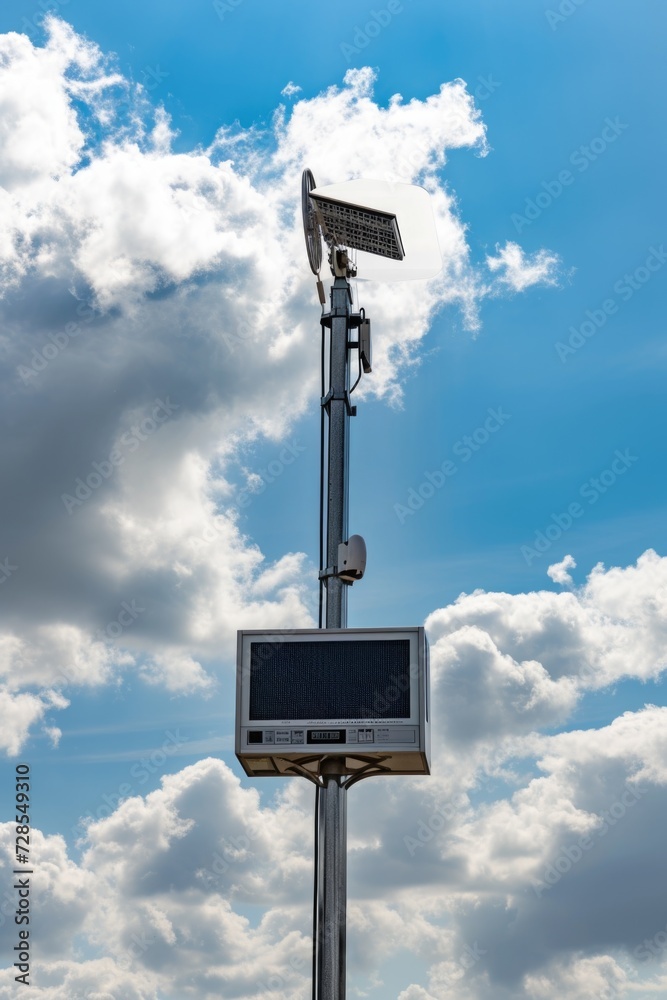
[320,389,357,417]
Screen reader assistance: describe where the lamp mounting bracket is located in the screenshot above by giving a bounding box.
[320,388,356,417]
[320,311,362,330]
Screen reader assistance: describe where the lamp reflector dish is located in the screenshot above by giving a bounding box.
[310,179,442,281]
[301,168,322,275]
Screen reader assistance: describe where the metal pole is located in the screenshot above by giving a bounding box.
[314,273,352,1000]
[324,275,351,629]
[316,762,347,1000]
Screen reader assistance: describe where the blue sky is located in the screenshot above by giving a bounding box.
[0,2,666,999]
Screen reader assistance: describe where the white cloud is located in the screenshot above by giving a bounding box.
[431,623,579,744]
[0,22,121,194]
[280,81,301,97]
[486,241,561,292]
[547,553,576,586]
[426,551,667,725]
[398,987,438,1000]
[138,650,214,693]
[0,687,68,755]
[525,955,629,1000]
[0,758,314,1000]
[4,705,667,999]
[0,624,134,691]
[3,15,664,1000]
[0,18,564,749]
[0,959,160,1000]
[0,823,97,963]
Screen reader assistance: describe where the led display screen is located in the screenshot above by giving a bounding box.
[248,639,411,721]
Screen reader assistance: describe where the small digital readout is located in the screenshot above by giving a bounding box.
[307,730,345,744]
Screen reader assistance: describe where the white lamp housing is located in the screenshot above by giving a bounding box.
[309,179,442,281]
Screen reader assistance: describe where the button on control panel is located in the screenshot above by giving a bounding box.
[245,727,416,747]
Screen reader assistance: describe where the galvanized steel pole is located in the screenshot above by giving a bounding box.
[324,275,352,630]
[314,273,352,1000]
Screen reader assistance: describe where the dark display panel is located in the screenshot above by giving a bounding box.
[248,639,411,721]
[307,730,345,743]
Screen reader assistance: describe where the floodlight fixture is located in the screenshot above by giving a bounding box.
[309,191,405,261]
[302,173,442,282]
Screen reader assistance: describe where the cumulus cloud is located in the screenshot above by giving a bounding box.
[426,550,667,741]
[0,20,123,194]
[0,623,134,691]
[3,545,667,996]
[435,708,667,998]
[3,703,667,999]
[524,956,629,1000]
[0,17,563,750]
[2,16,664,1000]
[486,241,561,292]
[342,706,667,1000]
[431,623,579,744]
[281,81,301,98]
[0,688,68,755]
[547,553,576,586]
[0,759,313,1000]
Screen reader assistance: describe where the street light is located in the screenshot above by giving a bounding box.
[305,170,440,1000]
[306,175,442,281]
[238,169,440,1000]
